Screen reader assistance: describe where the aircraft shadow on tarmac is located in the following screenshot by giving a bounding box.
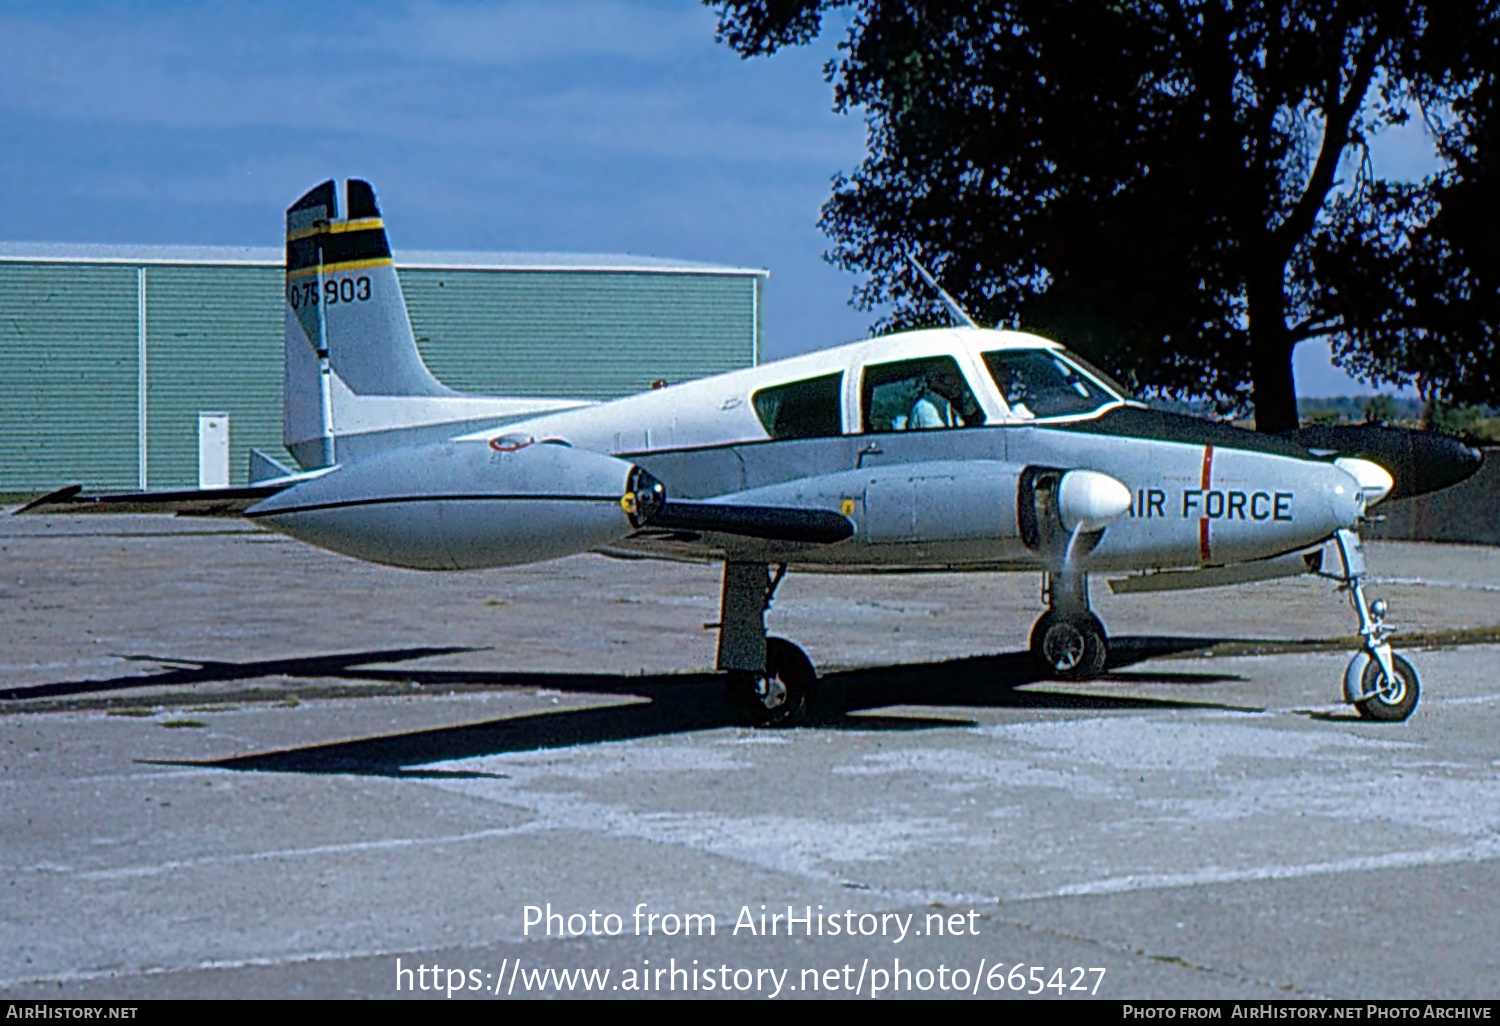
[101,634,1262,778]
[0,647,478,703]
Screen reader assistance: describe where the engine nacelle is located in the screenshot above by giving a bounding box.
[247,440,650,570]
[708,460,1027,547]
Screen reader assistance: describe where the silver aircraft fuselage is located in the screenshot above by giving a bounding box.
[250,326,1372,577]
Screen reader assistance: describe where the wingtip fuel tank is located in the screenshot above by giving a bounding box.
[247,441,647,570]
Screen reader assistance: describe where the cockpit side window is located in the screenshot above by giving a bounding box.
[752,372,843,440]
[1058,351,1135,401]
[981,349,1120,420]
[861,356,981,433]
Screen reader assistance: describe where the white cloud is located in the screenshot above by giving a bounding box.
[0,4,858,166]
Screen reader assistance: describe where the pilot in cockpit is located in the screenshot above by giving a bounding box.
[991,361,1036,419]
[908,364,977,429]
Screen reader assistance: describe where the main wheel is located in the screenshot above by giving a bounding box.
[726,637,816,727]
[1352,652,1420,722]
[1030,611,1108,681]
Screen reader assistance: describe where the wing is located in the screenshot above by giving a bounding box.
[15,480,854,559]
[15,482,294,517]
[14,452,855,570]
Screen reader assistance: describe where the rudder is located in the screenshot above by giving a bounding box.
[283,179,454,468]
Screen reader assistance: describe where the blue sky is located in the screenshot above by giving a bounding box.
[0,1,1438,395]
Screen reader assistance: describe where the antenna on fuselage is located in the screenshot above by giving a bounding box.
[904,251,980,330]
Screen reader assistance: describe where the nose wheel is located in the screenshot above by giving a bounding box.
[1347,650,1419,722]
[1327,529,1421,722]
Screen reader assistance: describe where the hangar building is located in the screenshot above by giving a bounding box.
[0,244,764,493]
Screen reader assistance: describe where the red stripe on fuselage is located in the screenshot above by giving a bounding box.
[1199,445,1214,563]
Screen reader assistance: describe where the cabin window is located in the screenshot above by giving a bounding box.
[752,373,843,440]
[981,349,1118,420]
[861,356,981,433]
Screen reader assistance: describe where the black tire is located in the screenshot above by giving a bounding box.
[1354,653,1420,722]
[1029,611,1108,681]
[726,637,816,727]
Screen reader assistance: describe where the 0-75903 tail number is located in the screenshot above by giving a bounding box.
[287,276,372,309]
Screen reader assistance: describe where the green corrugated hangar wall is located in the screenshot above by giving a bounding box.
[0,255,761,492]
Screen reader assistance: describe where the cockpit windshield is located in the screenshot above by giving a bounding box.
[981,349,1125,420]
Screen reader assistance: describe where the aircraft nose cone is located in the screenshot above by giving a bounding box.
[1290,424,1485,501]
[1427,438,1486,498]
[1058,469,1132,532]
[1389,431,1484,500]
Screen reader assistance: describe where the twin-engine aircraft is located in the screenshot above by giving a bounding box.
[22,180,1483,724]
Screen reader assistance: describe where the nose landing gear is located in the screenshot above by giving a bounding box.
[1326,529,1420,721]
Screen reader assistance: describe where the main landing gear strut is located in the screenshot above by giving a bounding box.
[716,561,816,726]
[1030,570,1109,681]
[1322,529,1420,721]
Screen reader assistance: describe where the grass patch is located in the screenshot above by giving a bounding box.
[159,719,207,729]
[107,708,156,717]
[1158,624,1500,660]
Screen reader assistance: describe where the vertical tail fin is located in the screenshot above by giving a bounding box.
[283,179,454,468]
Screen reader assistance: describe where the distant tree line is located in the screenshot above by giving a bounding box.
[1142,394,1500,442]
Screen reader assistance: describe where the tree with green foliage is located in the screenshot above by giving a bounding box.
[709,0,1499,432]
[1362,393,1400,423]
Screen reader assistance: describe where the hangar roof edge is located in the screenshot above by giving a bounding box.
[0,242,768,277]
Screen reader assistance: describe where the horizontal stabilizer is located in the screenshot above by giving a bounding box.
[647,502,854,545]
[1108,549,1321,594]
[249,448,296,485]
[15,482,291,518]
